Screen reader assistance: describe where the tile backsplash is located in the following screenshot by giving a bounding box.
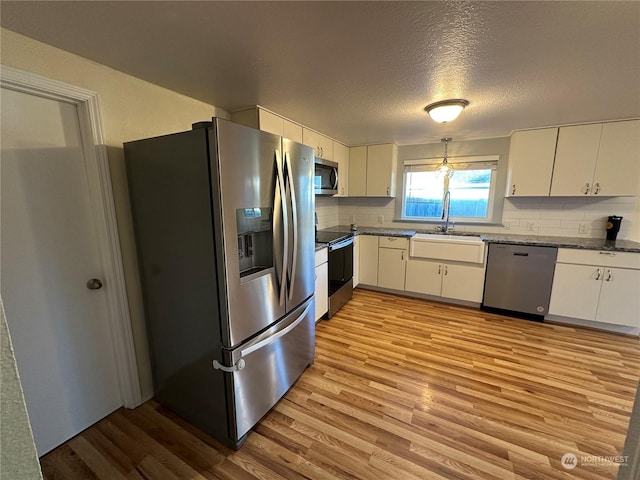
[332,195,639,241]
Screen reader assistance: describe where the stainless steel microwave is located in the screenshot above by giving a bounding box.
[314,158,338,195]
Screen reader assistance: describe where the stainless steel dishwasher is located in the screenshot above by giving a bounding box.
[482,243,558,319]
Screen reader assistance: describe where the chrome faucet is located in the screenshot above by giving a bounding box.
[441,190,452,232]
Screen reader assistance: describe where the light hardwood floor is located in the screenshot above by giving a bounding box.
[40,289,640,480]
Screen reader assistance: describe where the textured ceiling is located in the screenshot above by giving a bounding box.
[2,1,639,146]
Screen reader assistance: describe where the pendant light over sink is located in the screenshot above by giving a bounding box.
[424,99,469,123]
[436,137,454,179]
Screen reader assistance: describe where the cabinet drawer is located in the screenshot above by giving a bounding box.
[315,247,328,267]
[378,236,408,249]
[556,248,640,269]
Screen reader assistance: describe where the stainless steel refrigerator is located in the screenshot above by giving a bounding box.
[124,118,315,449]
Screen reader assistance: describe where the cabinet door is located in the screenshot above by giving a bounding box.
[405,259,442,296]
[258,109,285,137]
[352,236,360,287]
[366,144,397,197]
[596,267,640,327]
[593,120,640,196]
[314,263,328,321]
[378,248,406,290]
[506,128,558,197]
[283,119,303,144]
[441,263,486,303]
[359,235,379,285]
[302,129,333,160]
[333,142,349,197]
[349,146,367,196]
[550,124,601,196]
[548,263,601,320]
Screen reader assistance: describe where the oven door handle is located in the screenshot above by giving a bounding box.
[329,237,354,251]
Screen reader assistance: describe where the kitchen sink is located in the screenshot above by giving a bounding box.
[412,233,483,244]
[410,233,485,263]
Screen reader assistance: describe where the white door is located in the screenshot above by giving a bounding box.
[1,87,122,455]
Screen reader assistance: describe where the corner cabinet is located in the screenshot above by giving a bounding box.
[358,235,379,286]
[505,128,558,197]
[549,249,640,327]
[303,128,333,161]
[230,107,303,143]
[550,120,640,197]
[348,143,398,197]
[333,141,349,197]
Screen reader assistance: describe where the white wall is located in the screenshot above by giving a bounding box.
[338,137,640,242]
[1,28,229,400]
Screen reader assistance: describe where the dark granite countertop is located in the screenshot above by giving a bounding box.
[318,226,640,253]
[315,243,328,252]
[321,225,416,238]
[479,234,640,253]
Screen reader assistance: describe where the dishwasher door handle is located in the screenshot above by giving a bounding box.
[513,252,529,256]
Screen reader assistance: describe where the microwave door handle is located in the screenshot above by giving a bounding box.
[274,150,288,306]
[330,167,338,190]
[285,152,298,301]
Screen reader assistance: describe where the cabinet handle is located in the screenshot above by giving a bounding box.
[595,268,601,280]
[599,251,617,256]
[606,269,612,282]
[584,183,590,195]
[438,265,441,274]
[401,251,405,261]
[594,183,600,195]
[511,184,516,195]
[444,265,448,275]
[387,187,390,196]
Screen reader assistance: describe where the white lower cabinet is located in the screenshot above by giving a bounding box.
[549,249,640,328]
[377,237,408,290]
[378,248,406,290]
[314,248,328,321]
[359,235,379,286]
[405,260,485,303]
[353,236,360,287]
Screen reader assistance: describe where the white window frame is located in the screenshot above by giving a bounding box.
[400,155,500,224]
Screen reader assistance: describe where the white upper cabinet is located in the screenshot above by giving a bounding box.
[506,128,558,197]
[592,120,640,196]
[348,143,397,197]
[551,120,640,197]
[349,146,367,196]
[367,144,397,197]
[550,123,602,196]
[333,141,349,197]
[230,107,303,143]
[303,128,333,160]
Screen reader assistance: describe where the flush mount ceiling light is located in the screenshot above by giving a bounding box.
[436,137,454,179]
[424,99,469,123]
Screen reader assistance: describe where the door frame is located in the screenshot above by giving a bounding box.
[1,65,142,408]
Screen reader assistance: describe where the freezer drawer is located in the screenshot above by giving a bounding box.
[225,297,315,440]
[482,244,557,317]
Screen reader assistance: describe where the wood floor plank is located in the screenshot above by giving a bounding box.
[40,289,640,479]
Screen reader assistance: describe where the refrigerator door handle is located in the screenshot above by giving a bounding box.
[274,149,288,306]
[284,151,298,301]
[239,301,311,358]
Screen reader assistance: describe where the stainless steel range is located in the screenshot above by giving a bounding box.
[316,231,354,318]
